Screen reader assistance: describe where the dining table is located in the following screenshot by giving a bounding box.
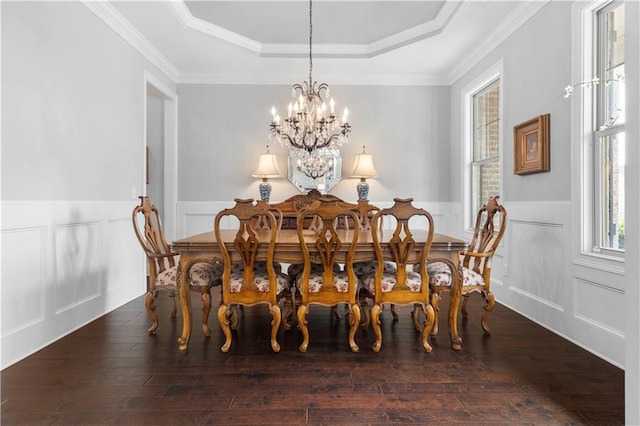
[172,228,467,351]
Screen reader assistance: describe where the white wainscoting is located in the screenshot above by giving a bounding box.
[496,201,625,368]
[1,201,145,369]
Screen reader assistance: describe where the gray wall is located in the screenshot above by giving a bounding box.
[450,1,572,203]
[1,2,173,201]
[1,1,173,368]
[177,84,451,203]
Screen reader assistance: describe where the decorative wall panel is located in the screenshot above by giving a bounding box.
[509,219,565,309]
[1,201,144,369]
[1,227,45,336]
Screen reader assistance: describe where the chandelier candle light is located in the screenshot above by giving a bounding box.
[251,145,281,202]
[351,146,378,201]
[269,0,351,180]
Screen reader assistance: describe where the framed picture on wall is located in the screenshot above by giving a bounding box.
[513,113,550,175]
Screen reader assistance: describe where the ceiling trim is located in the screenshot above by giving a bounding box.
[82,1,179,81]
[446,0,550,85]
[176,71,451,86]
[82,1,551,87]
[170,0,462,59]
[170,1,262,53]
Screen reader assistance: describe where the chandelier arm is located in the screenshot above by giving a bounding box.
[268,0,351,182]
[276,131,308,151]
[312,131,348,150]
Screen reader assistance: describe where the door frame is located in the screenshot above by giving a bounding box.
[143,70,178,241]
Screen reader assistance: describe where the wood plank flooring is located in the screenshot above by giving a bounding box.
[1,292,624,425]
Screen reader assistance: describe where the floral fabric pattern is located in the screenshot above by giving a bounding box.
[295,271,350,293]
[427,261,485,291]
[155,261,223,288]
[361,271,423,294]
[228,270,289,294]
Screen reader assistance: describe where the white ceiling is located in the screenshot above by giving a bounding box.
[100,0,547,85]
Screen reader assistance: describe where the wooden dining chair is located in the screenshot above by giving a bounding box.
[285,198,342,320]
[132,196,222,335]
[295,198,361,352]
[347,199,403,327]
[360,198,436,353]
[215,198,289,352]
[253,200,295,330]
[428,196,507,337]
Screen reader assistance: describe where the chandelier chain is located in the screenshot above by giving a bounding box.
[268,0,351,182]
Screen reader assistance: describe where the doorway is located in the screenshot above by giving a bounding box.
[143,72,178,241]
[146,85,165,215]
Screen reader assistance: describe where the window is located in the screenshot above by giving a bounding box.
[594,1,625,253]
[471,80,501,224]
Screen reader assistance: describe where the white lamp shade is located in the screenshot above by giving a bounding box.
[252,153,281,178]
[351,152,378,178]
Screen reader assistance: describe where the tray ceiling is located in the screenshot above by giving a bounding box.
[102,1,547,84]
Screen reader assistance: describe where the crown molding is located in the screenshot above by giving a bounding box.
[176,72,450,86]
[170,0,461,59]
[82,1,179,82]
[169,1,261,53]
[82,0,550,87]
[446,0,550,85]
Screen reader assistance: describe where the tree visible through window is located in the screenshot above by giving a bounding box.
[471,80,501,222]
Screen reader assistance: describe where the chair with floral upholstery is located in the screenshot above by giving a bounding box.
[132,196,222,335]
[428,196,507,337]
[360,198,436,353]
[348,200,399,327]
[215,198,289,352]
[247,200,295,329]
[295,198,361,352]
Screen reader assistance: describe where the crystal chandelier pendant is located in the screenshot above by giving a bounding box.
[295,148,329,179]
[269,83,351,156]
[269,0,351,181]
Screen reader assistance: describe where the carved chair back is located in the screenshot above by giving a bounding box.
[132,196,176,289]
[296,198,360,304]
[463,196,507,286]
[214,199,279,302]
[295,197,362,352]
[367,198,436,352]
[214,198,282,352]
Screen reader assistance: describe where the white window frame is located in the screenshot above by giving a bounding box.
[462,61,503,232]
[572,0,625,264]
[594,0,625,256]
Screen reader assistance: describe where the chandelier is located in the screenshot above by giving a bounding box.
[269,0,351,179]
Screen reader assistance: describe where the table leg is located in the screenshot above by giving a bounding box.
[177,256,192,351]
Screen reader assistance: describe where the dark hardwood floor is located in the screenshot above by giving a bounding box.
[1,292,624,425]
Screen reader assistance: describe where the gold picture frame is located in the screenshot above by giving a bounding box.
[514,113,550,175]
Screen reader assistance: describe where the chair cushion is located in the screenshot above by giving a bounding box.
[361,271,423,294]
[155,261,223,288]
[353,261,397,277]
[229,270,289,294]
[427,261,486,290]
[295,271,351,293]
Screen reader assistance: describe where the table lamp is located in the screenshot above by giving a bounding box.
[251,145,281,202]
[351,145,378,201]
